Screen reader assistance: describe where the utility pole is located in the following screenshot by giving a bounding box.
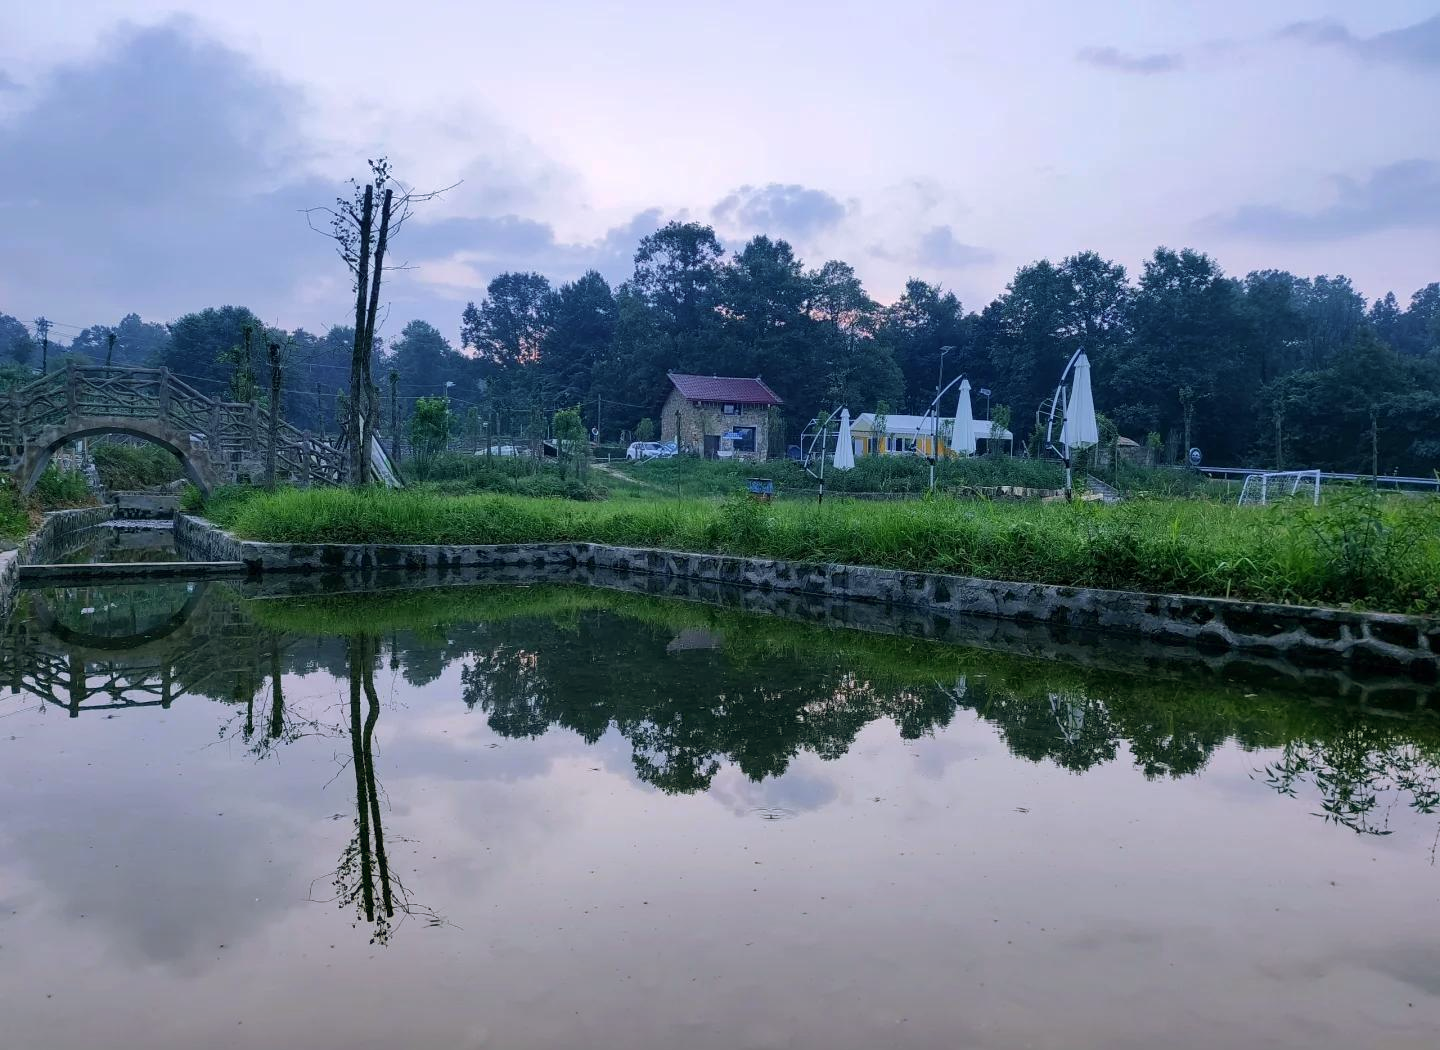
[105,329,116,367]
[596,395,602,443]
[34,317,51,375]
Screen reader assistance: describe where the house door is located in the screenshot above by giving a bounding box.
[704,435,720,459]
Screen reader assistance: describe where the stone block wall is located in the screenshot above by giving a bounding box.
[170,515,1439,684]
[0,506,115,624]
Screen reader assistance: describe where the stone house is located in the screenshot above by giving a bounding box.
[660,373,783,460]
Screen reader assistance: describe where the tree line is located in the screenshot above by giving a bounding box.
[4,220,1438,473]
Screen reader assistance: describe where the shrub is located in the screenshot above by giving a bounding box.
[0,475,31,539]
[31,467,91,508]
[91,443,184,490]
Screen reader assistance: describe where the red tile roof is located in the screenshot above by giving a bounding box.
[667,372,783,405]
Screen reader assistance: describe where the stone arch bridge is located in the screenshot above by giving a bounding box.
[1,364,354,494]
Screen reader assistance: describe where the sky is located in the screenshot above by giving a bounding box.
[1,0,1438,346]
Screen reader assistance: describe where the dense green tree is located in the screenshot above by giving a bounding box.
[878,279,969,413]
[66,313,170,367]
[716,236,816,415]
[540,271,616,418]
[1109,248,1251,460]
[163,305,267,395]
[631,221,725,339]
[460,271,553,373]
[0,313,36,365]
[386,319,467,400]
[1399,283,1440,357]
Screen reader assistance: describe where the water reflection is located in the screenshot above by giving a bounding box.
[4,577,1440,866]
[3,574,1438,1047]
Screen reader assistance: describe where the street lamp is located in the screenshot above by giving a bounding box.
[931,346,954,492]
[443,380,455,399]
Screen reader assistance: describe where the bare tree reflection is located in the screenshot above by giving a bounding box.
[316,633,443,944]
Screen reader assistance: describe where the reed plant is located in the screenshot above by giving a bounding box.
[202,486,1440,614]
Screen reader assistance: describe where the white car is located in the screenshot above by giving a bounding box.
[626,441,675,460]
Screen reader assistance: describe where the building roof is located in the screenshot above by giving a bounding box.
[667,372,783,405]
[851,413,1012,441]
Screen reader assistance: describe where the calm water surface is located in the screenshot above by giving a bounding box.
[1,576,1437,1050]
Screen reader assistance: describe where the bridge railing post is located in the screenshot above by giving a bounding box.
[65,362,78,417]
[158,368,172,422]
[302,432,315,488]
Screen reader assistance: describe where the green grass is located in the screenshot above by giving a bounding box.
[199,485,1440,614]
[407,452,606,500]
[0,467,97,541]
[612,454,1069,498]
[0,480,31,540]
[91,443,184,490]
[609,452,1241,501]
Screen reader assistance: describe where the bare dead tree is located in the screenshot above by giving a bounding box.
[305,159,452,485]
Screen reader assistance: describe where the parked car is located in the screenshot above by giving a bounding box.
[626,441,676,460]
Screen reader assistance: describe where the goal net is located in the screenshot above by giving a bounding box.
[1237,469,1321,507]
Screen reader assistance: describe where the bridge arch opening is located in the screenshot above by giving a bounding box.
[21,423,216,498]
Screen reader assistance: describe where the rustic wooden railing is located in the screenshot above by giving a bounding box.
[2,364,357,486]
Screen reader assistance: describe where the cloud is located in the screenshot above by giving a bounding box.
[1203,159,1440,242]
[0,19,330,325]
[0,17,653,340]
[0,69,19,92]
[914,225,994,269]
[403,208,665,301]
[1277,14,1440,70]
[712,183,847,239]
[1077,46,1184,74]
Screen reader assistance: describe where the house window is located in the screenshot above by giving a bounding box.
[732,426,756,453]
[722,403,740,416]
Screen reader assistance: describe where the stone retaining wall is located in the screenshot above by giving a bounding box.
[0,506,115,623]
[174,514,1439,683]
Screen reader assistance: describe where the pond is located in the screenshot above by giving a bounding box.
[1,575,1437,1049]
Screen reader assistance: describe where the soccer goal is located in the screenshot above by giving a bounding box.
[1237,469,1321,507]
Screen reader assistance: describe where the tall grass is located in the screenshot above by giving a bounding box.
[409,452,605,500]
[202,486,1440,613]
[0,468,96,541]
[29,468,92,508]
[615,453,1238,500]
[91,443,183,490]
[0,478,31,540]
[617,454,1069,498]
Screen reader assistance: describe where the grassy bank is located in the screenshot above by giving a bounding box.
[201,485,1440,613]
[0,468,95,542]
[607,454,1232,500]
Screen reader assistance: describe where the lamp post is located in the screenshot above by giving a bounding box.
[931,345,953,493]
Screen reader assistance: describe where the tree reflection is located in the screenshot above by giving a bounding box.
[6,576,1439,866]
[1262,717,1440,838]
[319,633,442,944]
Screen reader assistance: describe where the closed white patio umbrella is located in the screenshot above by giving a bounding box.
[951,378,976,455]
[1060,353,1099,450]
[833,408,856,470]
